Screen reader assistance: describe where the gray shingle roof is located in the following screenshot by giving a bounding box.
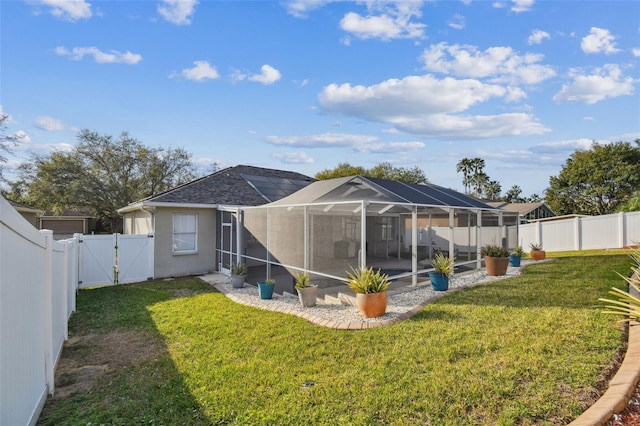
[140,165,315,206]
[268,175,498,210]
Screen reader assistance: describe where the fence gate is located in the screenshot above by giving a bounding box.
[78,234,154,288]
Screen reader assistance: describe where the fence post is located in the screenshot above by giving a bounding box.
[574,217,581,250]
[40,229,55,396]
[619,212,626,248]
[536,220,543,248]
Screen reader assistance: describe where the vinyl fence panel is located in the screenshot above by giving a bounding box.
[78,234,117,288]
[0,196,78,426]
[518,211,640,252]
[116,234,154,284]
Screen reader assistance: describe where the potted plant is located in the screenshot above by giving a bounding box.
[429,253,455,291]
[529,243,546,261]
[346,266,390,318]
[481,244,510,276]
[509,246,524,267]
[295,271,317,308]
[230,262,247,288]
[258,278,275,300]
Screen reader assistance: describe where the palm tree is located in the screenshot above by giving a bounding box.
[456,158,474,194]
[485,180,502,201]
[471,171,489,198]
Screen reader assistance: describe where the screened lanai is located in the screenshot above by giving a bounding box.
[227,176,519,295]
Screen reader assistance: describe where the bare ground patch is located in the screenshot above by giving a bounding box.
[39,329,164,418]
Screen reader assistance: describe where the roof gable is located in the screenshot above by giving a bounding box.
[130,165,314,207]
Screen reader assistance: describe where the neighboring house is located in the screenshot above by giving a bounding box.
[38,210,99,240]
[8,200,43,228]
[117,165,315,279]
[486,201,556,222]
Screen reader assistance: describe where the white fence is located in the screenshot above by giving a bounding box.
[0,196,78,426]
[77,233,154,288]
[518,211,640,251]
[0,195,154,426]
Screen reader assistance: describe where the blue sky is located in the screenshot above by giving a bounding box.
[1,0,639,198]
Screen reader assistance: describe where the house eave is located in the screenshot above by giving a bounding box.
[117,201,219,214]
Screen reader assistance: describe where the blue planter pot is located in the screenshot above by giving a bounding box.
[429,272,449,291]
[509,254,521,267]
[258,281,275,299]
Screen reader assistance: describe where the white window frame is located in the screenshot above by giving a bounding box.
[173,213,198,254]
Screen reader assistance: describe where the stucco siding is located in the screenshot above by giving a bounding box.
[122,210,153,234]
[153,207,217,278]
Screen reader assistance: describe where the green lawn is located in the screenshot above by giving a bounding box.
[39,251,633,425]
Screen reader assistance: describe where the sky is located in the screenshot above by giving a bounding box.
[1,0,639,198]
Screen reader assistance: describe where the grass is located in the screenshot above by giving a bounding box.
[39,251,634,425]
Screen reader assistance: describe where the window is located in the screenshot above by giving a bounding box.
[173,213,197,253]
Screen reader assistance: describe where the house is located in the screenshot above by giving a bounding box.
[117,165,315,279]
[38,209,100,240]
[486,201,556,223]
[8,200,43,228]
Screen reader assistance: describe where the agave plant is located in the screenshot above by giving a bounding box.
[432,253,455,276]
[600,248,640,324]
[346,266,391,294]
[294,271,310,289]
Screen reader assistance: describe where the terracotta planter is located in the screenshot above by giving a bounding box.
[297,286,317,307]
[484,256,509,276]
[530,250,546,261]
[355,292,387,318]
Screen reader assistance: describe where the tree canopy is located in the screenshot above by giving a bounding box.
[9,129,198,232]
[0,113,25,182]
[545,140,640,215]
[315,162,427,184]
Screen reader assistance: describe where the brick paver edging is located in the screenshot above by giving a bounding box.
[568,274,640,426]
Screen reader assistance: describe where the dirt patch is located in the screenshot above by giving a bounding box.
[40,329,163,419]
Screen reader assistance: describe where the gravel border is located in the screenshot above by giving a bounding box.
[200,260,537,328]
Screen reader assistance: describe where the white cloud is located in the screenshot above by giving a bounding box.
[266,133,377,148]
[421,42,556,85]
[179,61,219,81]
[511,0,534,13]
[283,0,334,18]
[28,0,92,21]
[318,74,549,139]
[527,29,550,45]
[448,14,465,30]
[339,1,426,41]
[553,64,635,104]
[392,112,549,139]
[35,116,65,131]
[632,48,640,57]
[55,46,142,64]
[581,27,620,54]
[248,65,281,85]
[266,132,424,154]
[357,141,425,154]
[272,151,315,164]
[158,0,198,25]
[529,138,601,156]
